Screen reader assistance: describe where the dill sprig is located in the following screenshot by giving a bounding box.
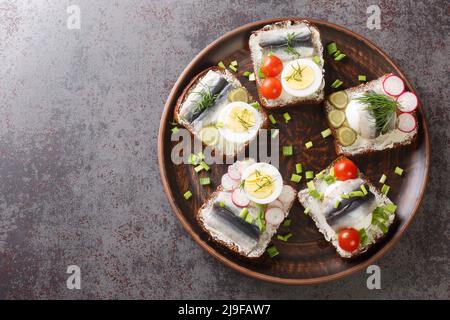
[356,91,398,133]
[235,109,255,131]
[255,175,274,192]
[192,86,219,114]
[284,62,305,82]
[284,32,301,58]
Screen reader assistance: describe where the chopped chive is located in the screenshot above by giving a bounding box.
[215,121,224,128]
[218,61,226,69]
[230,60,238,67]
[188,154,199,165]
[250,102,260,109]
[228,64,237,72]
[312,55,321,65]
[269,114,277,124]
[319,192,324,200]
[200,161,210,171]
[379,174,387,184]
[334,53,346,61]
[295,163,303,174]
[383,203,397,214]
[327,42,337,55]
[271,129,279,138]
[305,171,314,180]
[381,184,390,195]
[333,49,341,58]
[324,174,336,185]
[266,245,279,258]
[219,201,225,207]
[321,128,332,138]
[307,181,315,191]
[361,184,368,195]
[194,164,204,173]
[282,218,291,227]
[309,189,321,199]
[282,145,293,156]
[315,170,325,179]
[245,214,254,224]
[199,177,210,185]
[277,233,293,242]
[239,208,249,219]
[304,207,311,215]
[197,152,205,160]
[258,67,265,79]
[334,199,341,209]
[243,71,252,77]
[183,191,192,200]
[358,75,367,82]
[305,141,313,149]
[283,112,292,123]
[291,173,302,183]
[358,229,368,245]
[349,190,364,197]
[248,73,255,81]
[340,193,349,199]
[331,79,343,89]
[394,166,404,176]
[171,126,179,134]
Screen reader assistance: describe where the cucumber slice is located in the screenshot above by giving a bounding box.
[199,126,219,146]
[228,87,248,103]
[329,91,348,109]
[328,109,346,128]
[337,126,356,146]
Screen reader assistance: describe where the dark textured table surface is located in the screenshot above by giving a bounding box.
[0,0,448,299]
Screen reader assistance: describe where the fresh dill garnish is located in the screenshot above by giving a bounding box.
[356,91,398,134]
[284,62,305,82]
[285,32,301,58]
[235,109,254,131]
[255,175,274,192]
[192,86,219,114]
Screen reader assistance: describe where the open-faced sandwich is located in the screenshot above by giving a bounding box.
[174,67,267,156]
[298,157,397,258]
[325,74,418,156]
[248,20,325,108]
[197,159,297,258]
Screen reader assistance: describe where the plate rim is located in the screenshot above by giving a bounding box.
[157,17,430,285]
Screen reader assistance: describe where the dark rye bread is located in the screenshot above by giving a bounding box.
[197,184,297,258]
[297,156,395,258]
[249,20,325,109]
[324,74,418,156]
[174,66,268,156]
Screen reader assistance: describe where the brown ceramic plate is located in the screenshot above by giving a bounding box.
[158,18,429,284]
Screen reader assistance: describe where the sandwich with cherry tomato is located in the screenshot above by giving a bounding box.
[249,20,325,108]
[298,157,397,258]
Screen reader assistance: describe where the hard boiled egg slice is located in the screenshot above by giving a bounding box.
[281,58,323,97]
[241,163,283,204]
[218,101,262,144]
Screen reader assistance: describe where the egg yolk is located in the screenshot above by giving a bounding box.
[285,64,315,90]
[225,107,255,132]
[244,170,274,199]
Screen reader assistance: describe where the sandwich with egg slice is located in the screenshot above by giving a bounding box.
[174,67,268,156]
[197,159,297,258]
[297,157,397,258]
[248,20,325,108]
[324,74,419,156]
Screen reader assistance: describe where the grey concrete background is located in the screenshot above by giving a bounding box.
[0,0,448,299]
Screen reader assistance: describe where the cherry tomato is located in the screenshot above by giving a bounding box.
[338,228,360,252]
[261,55,283,77]
[333,159,358,181]
[260,77,282,99]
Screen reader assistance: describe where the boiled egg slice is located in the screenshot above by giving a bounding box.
[218,101,262,144]
[281,58,323,97]
[241,162,283,204]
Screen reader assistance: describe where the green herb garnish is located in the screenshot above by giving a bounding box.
[284,32,301,58]
[356,92,398,134]
[285,62,306,82]
[193,87,219,115]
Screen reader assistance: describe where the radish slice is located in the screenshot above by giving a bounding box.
[265,207,285,226]
[382,75,405,96]
[397,92,418,113]
[398,113,417,133]
[227,165,241,180]
[231,188,250,207]
[221,174,240,191]
[267,199,284,210]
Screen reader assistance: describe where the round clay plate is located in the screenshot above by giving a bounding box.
[158,18,429,284]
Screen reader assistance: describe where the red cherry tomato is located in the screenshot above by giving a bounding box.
[333,159,358,181]
[338,228,360,252]
[261,55,283,77]
[260,77,282,99]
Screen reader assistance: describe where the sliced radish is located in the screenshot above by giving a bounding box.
[382,75,405,97]
[267,199,284,210]
[221,174,240,191]
[397,112,417,133]
[265,207,285,226]
[231,188,250,207]
[397,91,418,113]
[227,165,241,180]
